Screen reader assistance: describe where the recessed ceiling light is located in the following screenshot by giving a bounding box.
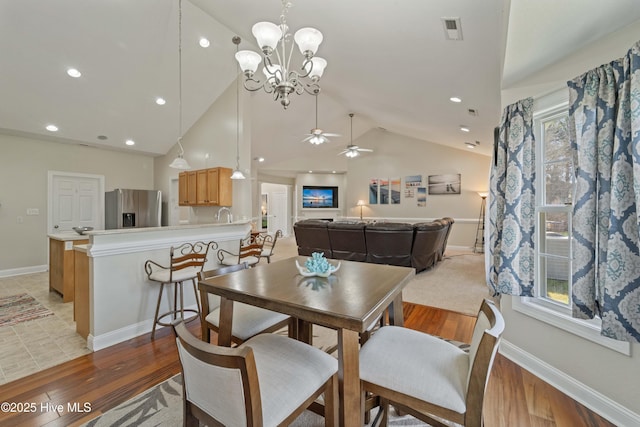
[460,126,470,132]
[45,124,58,132]
[450,97,462,103]
[67,68,81,78]
[465,141,480,149]
[199,37,210,48]
[155,97,166,105]
[253,157,265,162]
[125,139,135,146]
[309,170,313,173]
[332,171,336,173]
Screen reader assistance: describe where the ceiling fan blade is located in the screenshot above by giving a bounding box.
[357,148,373,152]
[323,133,340,137]
[337,149,349,156]
[301,135,314,142]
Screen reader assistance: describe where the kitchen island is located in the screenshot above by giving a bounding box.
[48,233,90,302]
[78,222,250,351]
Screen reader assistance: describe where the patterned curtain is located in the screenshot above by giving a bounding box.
[488,98,536,296]
[569,41,640,343]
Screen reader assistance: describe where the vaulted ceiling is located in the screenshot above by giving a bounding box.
[1,0,639,175]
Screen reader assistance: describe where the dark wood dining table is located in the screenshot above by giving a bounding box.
[198,256,415,427]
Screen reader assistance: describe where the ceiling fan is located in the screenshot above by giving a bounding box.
[302,94,340,145]
[338,113,373,158]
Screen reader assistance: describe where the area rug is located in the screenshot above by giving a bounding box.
[402,251,494,316]
[81,373,432,427]
[0,293,54,327]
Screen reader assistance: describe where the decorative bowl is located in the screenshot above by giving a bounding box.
[72,226,94,235]
[296,252,341,278]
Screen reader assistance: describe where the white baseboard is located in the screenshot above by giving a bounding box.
[499,339,640,427]
[88,303,198,351]
[0,265,47,278]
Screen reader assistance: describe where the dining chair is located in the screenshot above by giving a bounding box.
[255,229,283,263]
[173,319,339,427]
[198,263,294,345]
[144,241,217,339]
[359,299,504,427]
[217,240,263,267]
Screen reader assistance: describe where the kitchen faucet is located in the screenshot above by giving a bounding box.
[215,207,233,223]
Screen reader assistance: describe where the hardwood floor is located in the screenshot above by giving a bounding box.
[0,303,615,427]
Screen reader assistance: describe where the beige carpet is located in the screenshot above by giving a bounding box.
[402,250,493,316]
[276,236,492,317]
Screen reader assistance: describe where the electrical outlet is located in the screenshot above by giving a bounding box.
[17,216,23,224]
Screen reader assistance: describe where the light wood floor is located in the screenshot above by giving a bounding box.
[0,303,615,427]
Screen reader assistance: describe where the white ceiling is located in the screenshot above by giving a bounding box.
[1,0,639,175]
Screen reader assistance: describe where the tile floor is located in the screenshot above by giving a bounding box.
[0,234,298,386]
[0,272,90,385]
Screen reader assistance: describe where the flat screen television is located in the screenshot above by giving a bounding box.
[302,186,339,208]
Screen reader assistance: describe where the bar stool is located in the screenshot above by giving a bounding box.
[144,241,217,339]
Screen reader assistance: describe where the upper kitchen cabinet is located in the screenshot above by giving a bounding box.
[179,167,232,207]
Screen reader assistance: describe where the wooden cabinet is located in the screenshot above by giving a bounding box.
[178,171,198,206]
[179,167,232,207]
[49,237,88,302]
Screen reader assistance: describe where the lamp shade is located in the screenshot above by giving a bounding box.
[357,200,366,206]
[235,50,261,73]
[230,168,246,180]
[307,57,327,80]
[478,191,489,198]
[252,22,282,51]
[294,27,323,55]
[169,156,191,170]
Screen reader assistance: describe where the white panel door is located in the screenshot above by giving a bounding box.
[269,192,288,236]
[51,175,101,233]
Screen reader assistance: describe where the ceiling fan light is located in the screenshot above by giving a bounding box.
[294,27,323,57]
[307,57,327,80]
[346,150,358,158]
[309,135,324,145]
[252,22,282,53]
[235,50,261,74]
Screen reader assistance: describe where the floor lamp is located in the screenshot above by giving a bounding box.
[474,192,488,253]
[357,200,366,220]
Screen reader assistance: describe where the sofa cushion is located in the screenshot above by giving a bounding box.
[327,221,367,262]
[365,222,414,267]
[293,220,332,257]
[412,221,448,272]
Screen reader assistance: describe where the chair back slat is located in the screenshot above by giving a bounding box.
[173,321,261,426]
[465,299,505,426]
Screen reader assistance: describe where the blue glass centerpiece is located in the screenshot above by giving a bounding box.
[296,252,341,277]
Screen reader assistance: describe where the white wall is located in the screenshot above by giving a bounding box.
[0,134,154,273]
[344,128,491,248]
[154,77,253,225]
[499,21,640,420]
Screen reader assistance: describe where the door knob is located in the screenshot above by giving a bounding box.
[54,225,59,229]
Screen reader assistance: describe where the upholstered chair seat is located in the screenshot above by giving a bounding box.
[173,320,339,426]
[359,299,504,427]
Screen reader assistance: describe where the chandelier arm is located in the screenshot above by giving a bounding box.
[301,81,321,95]
[242,78,265,92]
[285,34,296,76]
[297,57,313,79]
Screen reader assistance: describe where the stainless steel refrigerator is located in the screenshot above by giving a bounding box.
[105,189,162,229]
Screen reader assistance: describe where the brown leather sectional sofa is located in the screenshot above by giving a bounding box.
[293,218,454,272]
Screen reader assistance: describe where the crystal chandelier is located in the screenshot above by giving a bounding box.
[234,0,327,109]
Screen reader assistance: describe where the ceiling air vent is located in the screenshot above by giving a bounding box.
[441,17,463,41]
[468,108,478,116]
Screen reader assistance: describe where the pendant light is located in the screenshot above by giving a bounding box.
[230,36,246,180]
[169,0,191,170]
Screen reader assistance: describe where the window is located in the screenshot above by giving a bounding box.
[536,107,573,311]
[511,91,630,355]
